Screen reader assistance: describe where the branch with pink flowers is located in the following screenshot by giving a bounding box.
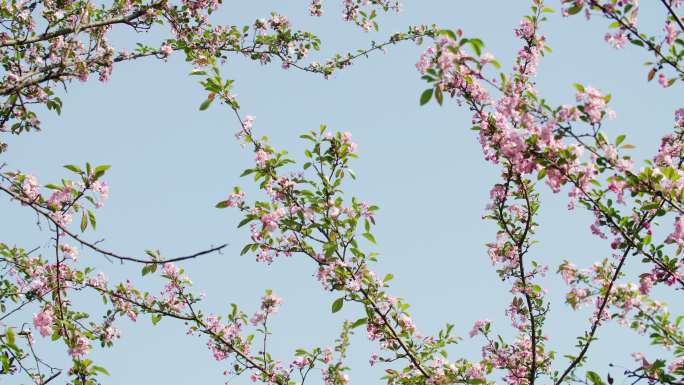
[0,173,227,265]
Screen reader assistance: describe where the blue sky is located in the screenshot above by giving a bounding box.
[2,1,683,384]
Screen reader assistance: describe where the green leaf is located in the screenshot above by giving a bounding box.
[88,210,96,230]
[94,165,111,174]
[64,164,82,173]
[240,243,253,256]
[419,89,433,106]
[567,5,583,15]
[80,212,88,232]
[5,328,14,345]
[572,83,585,93]
[587,371,606,385]
[151,314,162,325]
[331,297,344,313]
[630,38,644,47]
[351,317,367,328]
[615,134,626,146]
[363,232,376,244]
[189,69,207,76]
[437,29,458,41]
[435,88,444,105]
[240,169,255,177]
[199,97,214,111]
[468,39,484,56]
[537,168,547,180]
[215,200,229,208]
[643,202,661,210]
[91,366,110,376]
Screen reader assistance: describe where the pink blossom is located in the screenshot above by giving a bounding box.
[639,274,654,295]
[514,19,535,39]
[33,308,53,337]
[291,356,310,368]
[260,293,282,315]
[369,353,379,366]
[88,272,108,289]
[6,72,18,82]
[608,179,627,204]
[558,262,577,284]
[480,52,496,65]
[329,206,341,218]
[260,208,284,232]
[255,149,271,168]
[223,191,245,207]
[20,174,40,201]
[47,187,71,210]
[415,47,434,74]
[308,0,323,16]
[182,0,219,11]
[163,262,180,279]
[605,30,627,49]
[250,311,266,326]
[658,73,669,88]
[91,180,109,200]
[666,217,684,247]
[242,115,255,131]
[665,21,680,45]
[322,347,333,364]
[60,244,79,262]
[160,43,173,57]
[576,86,610,124]
[676,108,684,128]
[68,334,91,358]
[102,325,120,343]
[49,211,72,226]
[466,363,484,380]
[468,319,490,337]
[669,356,684,373]
[341,131,358,153]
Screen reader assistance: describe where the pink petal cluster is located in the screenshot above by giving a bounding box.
[33,308,54,337]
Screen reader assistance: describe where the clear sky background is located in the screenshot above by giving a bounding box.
[2,1,683,384]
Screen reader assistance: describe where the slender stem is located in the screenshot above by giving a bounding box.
[517,176,538,385]
[659,0,684,34]
[554,205,659,385]
[0,182,227,264]
[588,0,684,76]
[0,3,162,48]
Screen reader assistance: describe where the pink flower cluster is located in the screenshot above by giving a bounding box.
[68,334,91,358]
[33,308,54,337]
[204,314,242,361]
[468,319,491,338]
[255,149,271,168]
[250,292,282,325]
[604,30,627,49]
[260,208,285,232]
[575,86,614,125]
[309,0,323,16]
[60,244,79,262]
